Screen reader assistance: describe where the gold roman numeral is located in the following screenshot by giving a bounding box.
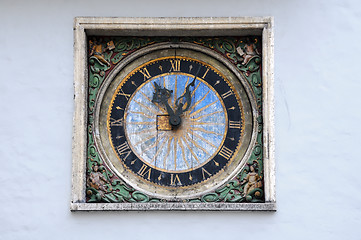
[139,67,151,79]
[201,167,211,180]
[202,68,210,79]
[170,174,182,186]
[170,59,181,72]
[221,90,233,99]
[118,88,131,100]
[116,142,131,160]
[229,120,241,129]
[109,117,123,127]
[219,146,233,160]
[138,164,151,180]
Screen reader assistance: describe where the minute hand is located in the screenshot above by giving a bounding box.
[175,66,201,114]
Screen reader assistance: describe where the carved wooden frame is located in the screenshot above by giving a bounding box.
[71,17,275,211]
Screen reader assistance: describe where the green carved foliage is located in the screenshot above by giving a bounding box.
[86,36,264,203]
[86,37,163,203]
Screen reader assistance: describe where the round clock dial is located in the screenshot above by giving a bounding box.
[124,66,228,173]
[95,43,255,199]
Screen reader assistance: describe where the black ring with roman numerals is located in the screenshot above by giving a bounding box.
[108,57,243,187]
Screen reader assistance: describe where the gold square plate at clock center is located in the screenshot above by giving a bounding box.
[156,115,172,131]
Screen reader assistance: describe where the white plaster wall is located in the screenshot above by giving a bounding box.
[1,0,360,239]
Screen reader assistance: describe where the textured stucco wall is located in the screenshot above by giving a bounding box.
[1,0,360,239]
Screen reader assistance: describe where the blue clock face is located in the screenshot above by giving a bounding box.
[126,73,227,172]
[108,56,245,187]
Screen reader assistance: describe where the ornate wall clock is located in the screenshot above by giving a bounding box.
[71,17,275,211]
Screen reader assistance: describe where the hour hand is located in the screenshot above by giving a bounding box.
[152,82,181,127]
[152,82,172,105]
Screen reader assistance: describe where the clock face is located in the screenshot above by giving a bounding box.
[95,43,255,199]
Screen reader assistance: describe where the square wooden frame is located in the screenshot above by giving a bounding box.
[71,17,275,211]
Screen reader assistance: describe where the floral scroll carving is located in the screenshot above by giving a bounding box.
[85,36,264,203]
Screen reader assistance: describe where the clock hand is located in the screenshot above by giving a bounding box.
[175,65,201,115]
[151,65,201,128]
[152,82,172,110]
[152,82,181,127]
